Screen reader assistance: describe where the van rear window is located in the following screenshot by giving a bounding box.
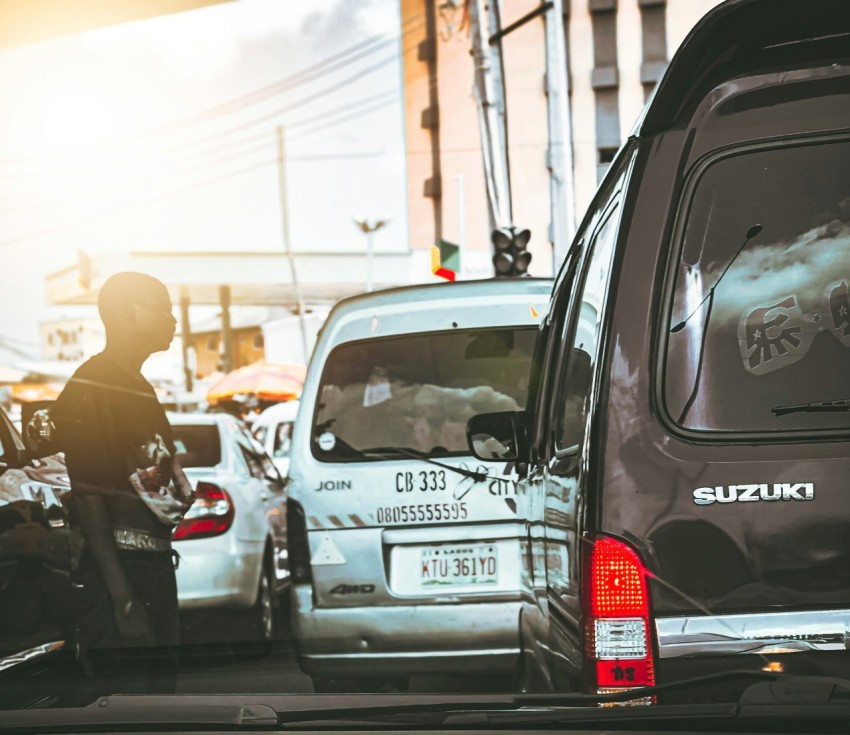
[663,138,850,434]
[313,328,537,459]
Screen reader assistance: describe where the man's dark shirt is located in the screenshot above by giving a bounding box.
[53,352,181,540]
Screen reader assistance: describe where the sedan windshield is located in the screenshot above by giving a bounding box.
[312,328,537,458]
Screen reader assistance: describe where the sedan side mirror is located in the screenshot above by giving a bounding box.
[466,411,529,463]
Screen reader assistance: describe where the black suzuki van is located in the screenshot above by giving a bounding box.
[467,0,850,699]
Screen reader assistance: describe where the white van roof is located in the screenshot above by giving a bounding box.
[323,278,553,325]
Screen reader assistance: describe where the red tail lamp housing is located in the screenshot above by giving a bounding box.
[173,481,234,541]
[584,534,656,694]
[286,498,313,584]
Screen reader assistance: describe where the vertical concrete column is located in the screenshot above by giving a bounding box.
[179,288,193,393]
[219,284,233,375]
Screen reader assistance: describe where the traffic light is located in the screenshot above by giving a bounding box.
[491,226,532,277]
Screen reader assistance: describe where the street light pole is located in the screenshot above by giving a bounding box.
[353,217,389,293]
[277,125,310,363]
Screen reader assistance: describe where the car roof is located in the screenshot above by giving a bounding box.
[167,411,237,426]
[638,0,850,136]
[254,400,300,424]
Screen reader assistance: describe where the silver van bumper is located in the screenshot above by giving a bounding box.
[291,584,521,676]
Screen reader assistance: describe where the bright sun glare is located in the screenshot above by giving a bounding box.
[40,92,118,153]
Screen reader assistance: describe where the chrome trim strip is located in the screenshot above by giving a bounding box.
[382,523,525,544]
[302,647,519,661]
[656,609,850,658]
[0,640,65,673]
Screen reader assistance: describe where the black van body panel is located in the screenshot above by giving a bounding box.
[640,0,850,136]
[602,43,850,618]
[525,0,850,692]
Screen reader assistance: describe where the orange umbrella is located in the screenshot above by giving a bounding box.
[206,360,306,404]
[11,383,64,403]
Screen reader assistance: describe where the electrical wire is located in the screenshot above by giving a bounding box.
[0,102,401,248]
[0,91,401,213]
[0,9,430,245]
[0,12,424,169]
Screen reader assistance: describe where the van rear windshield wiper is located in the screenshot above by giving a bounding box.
[360,446,488,482]
[772,398,850,416]
[316,435,488,482]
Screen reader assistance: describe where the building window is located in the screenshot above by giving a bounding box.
[639,0,668,100]
[598,147,618,165]
[589,0,620,183]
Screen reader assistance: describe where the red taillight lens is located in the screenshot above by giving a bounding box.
[584,535,656,696]
[173,481,234,541]
[590,536,650,618]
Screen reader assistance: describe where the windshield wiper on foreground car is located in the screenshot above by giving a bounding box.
[7,672,850,733]
[772,398,850,416]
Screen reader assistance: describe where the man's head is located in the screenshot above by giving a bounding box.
[98,272,176,354]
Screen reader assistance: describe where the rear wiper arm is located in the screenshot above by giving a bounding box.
[772,398,850,416]
[361,446,488,483]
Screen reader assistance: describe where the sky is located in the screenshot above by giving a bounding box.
[0,0,409,356]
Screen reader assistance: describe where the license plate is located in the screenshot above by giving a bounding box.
[420,544,499,588]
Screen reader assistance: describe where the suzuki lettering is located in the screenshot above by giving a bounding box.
[693,483,815,506]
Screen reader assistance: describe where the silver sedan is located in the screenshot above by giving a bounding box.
[169,412,289,641]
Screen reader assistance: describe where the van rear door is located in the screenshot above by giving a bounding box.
[302,325,538,606]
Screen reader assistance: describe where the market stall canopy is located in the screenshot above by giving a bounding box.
[206,361,306,404]
[11,383,63,403]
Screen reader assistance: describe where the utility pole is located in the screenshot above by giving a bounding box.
[468,0,512,234]
[276,125,310,364]
[179,289,193,393]
[544,0,576,268]
[455,173,466,277]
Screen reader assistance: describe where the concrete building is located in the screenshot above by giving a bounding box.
[399,0,724,275]
[40,317,104,363]
[46,248,434,391]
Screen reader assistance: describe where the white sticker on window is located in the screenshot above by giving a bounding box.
[317,432,336,452]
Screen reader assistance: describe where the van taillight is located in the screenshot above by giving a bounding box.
[173,482,234,541]
[287,498,312,584]
[584,535,656,699]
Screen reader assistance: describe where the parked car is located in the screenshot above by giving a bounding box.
[168,412,289,641]
[286,278,552,692]
[466,0,850,699]
[0,407,71,667]
[252,401,299,478]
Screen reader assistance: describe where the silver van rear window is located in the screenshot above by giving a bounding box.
[313,328,537,460]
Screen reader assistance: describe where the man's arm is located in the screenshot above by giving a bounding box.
[54,384,154,641]
[74,494,154,640]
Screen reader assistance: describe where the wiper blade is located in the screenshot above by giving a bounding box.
[0,698,278,731]
[274,670,781,725]
[360,446,488,482]
[772,398,850,416]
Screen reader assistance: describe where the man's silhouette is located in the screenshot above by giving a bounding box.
[53,272,194,690]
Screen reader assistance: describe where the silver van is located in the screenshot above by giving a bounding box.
[287,279,552,691]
